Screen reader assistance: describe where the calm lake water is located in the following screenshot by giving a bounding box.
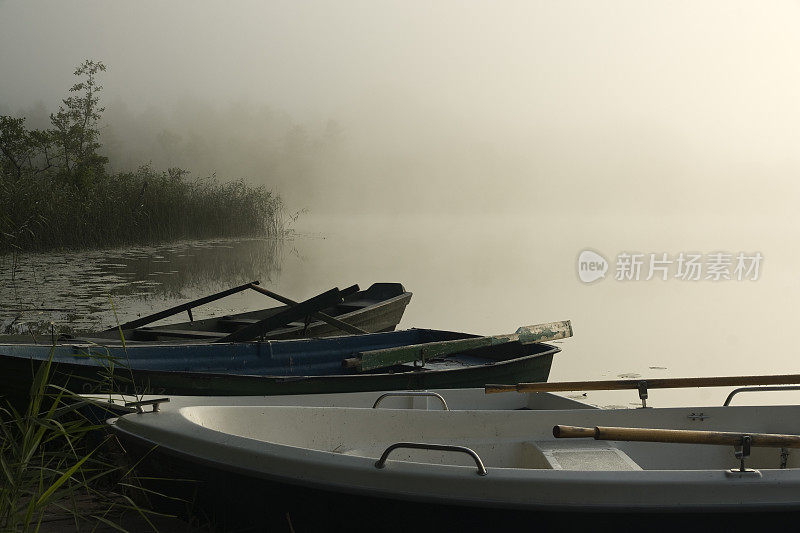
[2,212,798,408]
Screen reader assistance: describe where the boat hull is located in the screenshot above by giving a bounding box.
[120,434,800,532]
[0,331,557,402]
[112,403,800,531]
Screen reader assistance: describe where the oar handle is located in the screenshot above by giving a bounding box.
[485,384,518,394]
[553,425,800,448]
[486,373,800,395]
[552,425,596,438]
[108,281,259,331]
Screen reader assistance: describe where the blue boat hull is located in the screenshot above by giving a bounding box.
[0,329,558,399]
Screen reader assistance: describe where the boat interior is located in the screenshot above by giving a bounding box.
[92,388,595,413]
[123,283,410,341]
[178,404,800,472]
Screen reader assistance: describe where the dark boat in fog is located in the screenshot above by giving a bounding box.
[2,282,412,345]
[92,282,412,342]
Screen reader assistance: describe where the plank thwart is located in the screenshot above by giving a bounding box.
[248,283,367,335]
[216,285,359,342]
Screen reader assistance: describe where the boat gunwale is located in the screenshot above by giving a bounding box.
[0,336,560,380]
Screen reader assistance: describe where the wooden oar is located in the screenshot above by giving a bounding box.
[553,425,800,448]
[248,283,367,335]
[343,320,572,372]
[216,286,357,342]
[485,374,800,394]
[106,281,259,331]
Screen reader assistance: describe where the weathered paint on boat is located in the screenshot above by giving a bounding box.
[0,329,557,400]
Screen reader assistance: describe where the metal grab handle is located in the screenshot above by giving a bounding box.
[372,392,449,410]
[125,397,170,413]
[374,442,488,476]
[724,386,800,406]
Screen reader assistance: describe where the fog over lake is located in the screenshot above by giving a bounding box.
[3,1,800,407]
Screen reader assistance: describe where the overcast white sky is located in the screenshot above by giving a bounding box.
[2,1,800,214]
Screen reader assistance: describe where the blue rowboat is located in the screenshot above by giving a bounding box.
[0,328,559,400]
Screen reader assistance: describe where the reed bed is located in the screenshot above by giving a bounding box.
[0,165,284,254]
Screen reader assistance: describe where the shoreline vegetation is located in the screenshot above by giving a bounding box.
[1,348,205,532]
[1,352,154,532]
[0,60,287,254]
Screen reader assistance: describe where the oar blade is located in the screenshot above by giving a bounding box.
[350,319,573,372]
[514,320,573,344]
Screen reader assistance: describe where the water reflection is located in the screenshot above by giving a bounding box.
[3,211,800,409]
[0,238,285,333]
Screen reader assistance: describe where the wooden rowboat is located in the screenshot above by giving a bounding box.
[111,398,800,530]
[0,324,567,402]
[2,282,412,345]
[91,282,413,342]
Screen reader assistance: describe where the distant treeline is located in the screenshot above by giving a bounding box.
[0,60,286,253]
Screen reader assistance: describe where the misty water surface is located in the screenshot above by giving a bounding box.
[0,238,284,332]
[2,212,797,409]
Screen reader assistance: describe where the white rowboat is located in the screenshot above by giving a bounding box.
[110,399,800,530]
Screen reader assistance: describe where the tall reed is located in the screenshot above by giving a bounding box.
[0,351,163,532]
[0,165,285,253]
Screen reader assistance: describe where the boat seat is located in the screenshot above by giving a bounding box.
[135,328,227,340]
[218,318,309,329]
[338,300,373,310]
[215,318,260,332]
[522,440,642,471]
[218,318,261,326]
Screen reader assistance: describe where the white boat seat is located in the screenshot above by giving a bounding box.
[522,440,642,471]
